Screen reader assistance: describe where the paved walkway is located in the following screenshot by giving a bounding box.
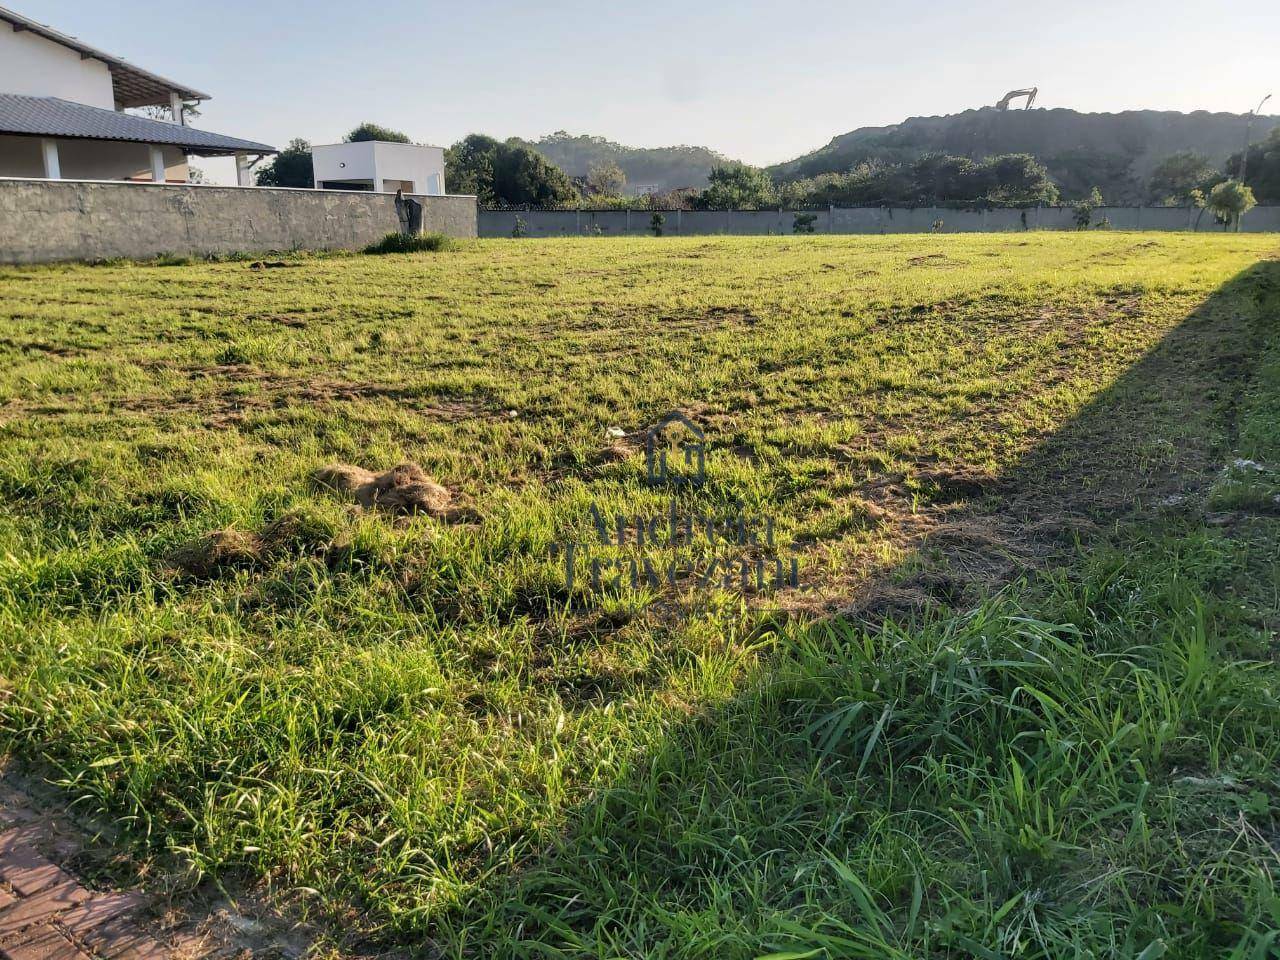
[0,778,208,960]
[0,767,314,960]
[0,820,170,960]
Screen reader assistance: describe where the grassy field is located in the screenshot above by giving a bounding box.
[1,233,1279,958]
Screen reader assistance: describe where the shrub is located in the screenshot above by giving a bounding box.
[363,232,455,255]
[792,213,817,234]
[1073,187,1104,229]
[1207,179,1257,230]
[650,213,665,236]
[695,164,777,210]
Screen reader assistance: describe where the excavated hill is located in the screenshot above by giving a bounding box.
[770,107,1280,202]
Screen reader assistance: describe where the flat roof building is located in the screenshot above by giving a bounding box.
[312,140,446,195]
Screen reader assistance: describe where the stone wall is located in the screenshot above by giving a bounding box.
[0,178,478,264]
[478,205,1280,237]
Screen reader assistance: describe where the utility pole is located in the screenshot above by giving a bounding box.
[1236,94,1271,232]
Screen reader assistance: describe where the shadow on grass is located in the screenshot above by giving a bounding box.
[457,260,1280,957]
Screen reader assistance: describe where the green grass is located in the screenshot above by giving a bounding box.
[364,232,458,255]
[1,233,1279,957]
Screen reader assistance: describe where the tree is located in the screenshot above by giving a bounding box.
[586,161,626,197]
[1147,152,1218,205]
[1226,127,1280,204]
[345,123,410,144]
[911,154,978,202]
[515,131,730,192]
[1073,186,1104,229]
[492,143,577,206]
[444,134,501,203]
[255,138,313,188]
[775,154,1055,207]
[133,101,202,125]
[443,134,576,206]
[1206,179,1257,231]
[973,154,1058,205]
[694,164,777,210]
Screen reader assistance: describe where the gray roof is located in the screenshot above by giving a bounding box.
[0,96,275,155]
[0,6,208,108]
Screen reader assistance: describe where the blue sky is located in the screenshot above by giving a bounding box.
[22,0,1280,183]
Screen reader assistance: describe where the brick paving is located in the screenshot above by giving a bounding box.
[0,821,171,960]
[0,773,309,960]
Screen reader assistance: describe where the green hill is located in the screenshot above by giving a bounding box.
[770,107,1280,202]
[516,131,734,194]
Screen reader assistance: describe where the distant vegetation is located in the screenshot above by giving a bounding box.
[1228,126,1280,204]
[255,138,313,188]
[515,131,731,193]
[344,122,411,144]
[772,153,1059,208]
[692,164,779,210]
[769,107,1280,203]
[445,134,578,206]
[260,112,1280,212]
[1146,151,1219,205]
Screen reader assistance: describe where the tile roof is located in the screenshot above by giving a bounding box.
[0,95,276,155]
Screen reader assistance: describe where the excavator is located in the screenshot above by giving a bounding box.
[995,87,1038,110]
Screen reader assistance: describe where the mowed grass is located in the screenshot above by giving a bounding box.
[1,233,1279,957]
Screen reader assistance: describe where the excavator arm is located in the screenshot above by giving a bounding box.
[995,87,1038,110]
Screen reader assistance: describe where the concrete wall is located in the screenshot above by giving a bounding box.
[0,25,116,109]
[0,178,478,264]
[479,205,1280,237]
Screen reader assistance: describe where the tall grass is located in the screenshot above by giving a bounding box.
[0,234,1277,956]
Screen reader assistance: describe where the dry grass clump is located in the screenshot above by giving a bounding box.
[167,528,261,579]
[313,462,453,516]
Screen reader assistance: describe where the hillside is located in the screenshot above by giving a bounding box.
[771,107,1280,202]
[516,131,733,194]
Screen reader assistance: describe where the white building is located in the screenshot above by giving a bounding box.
[0,5,274,184]
[312,140,445,195]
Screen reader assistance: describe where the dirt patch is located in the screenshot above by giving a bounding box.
[314,462,454,516]
[906,253,955,268]
[0,338,82,358]
[657,306,761,332]
[108,364,492,428]
[914,467,997,504]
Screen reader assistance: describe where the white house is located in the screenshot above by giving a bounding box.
[312,141,445,195]
[0,5,274,184]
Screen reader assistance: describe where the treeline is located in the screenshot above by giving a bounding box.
[698,153,1060,209]
[510,132,727,193]
[255,122,1280,214]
